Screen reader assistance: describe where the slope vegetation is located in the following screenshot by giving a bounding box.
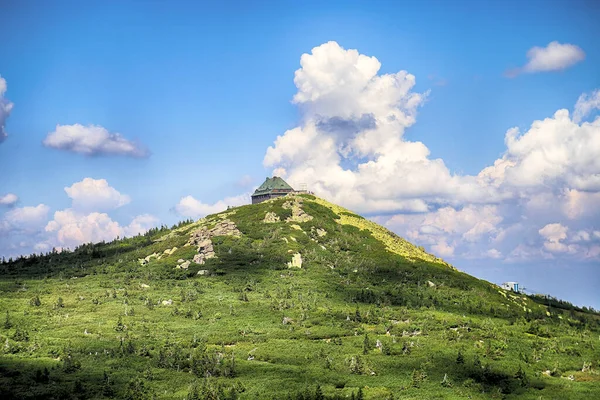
[0,194,598,399]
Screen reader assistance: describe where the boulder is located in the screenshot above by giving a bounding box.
[179,260,191,270]
[162,299,173,306]
[197,269,209,276]
[287,253,302,268]
[283,317,293,325]
[263,212,280,223]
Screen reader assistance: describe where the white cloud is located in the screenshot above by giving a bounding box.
[0,193,18,206]
[263,42,498,216]
[45,209,159,249]
[0,75,14,143]
[482,104,600,192]
[2,204,49,232]
[174,193,249,219]
[431,241,455,258]
[65,178,131,212]
[507,41,585,77]
[43,124,149,157]
[386,205,503,258]
[123,214,160,237]
[571,230,591,242]
[573,89,600,123]
[262,42,599,263]
[539,223,578,254]
[562,189,600,220]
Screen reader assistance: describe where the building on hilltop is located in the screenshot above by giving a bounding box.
[251,176,295,204]
[501,281,520,292]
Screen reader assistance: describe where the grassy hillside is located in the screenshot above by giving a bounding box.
[0,194,599,399]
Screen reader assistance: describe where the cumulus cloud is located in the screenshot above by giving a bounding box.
[65,178,131,212]
[43,124,149,157]
[0,75,14,143]
[507,41,585,77]
[573,89,600,124]
[44,209,159,249]
[263,42,498,216]
[0,193,18,206]
[386,205,503,259]
[1,204,50,233]
[263,42,599,262]
[480,100,600,193]
[0,178,159,257]
[174,193,249,219]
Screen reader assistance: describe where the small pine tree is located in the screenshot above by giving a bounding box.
[362,334,370,355]
[55,297,64,308]
[30,295,41,307]
[355,308,362,322]
[315,385,324,400]
[115,316,125,331]
[3,311,12,329]
[356,387,364,400]
[456,350,464,364]
[515,365,529,387]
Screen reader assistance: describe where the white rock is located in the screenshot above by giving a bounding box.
[287,253,302,268]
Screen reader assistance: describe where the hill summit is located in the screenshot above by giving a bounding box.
[1,194,598,399]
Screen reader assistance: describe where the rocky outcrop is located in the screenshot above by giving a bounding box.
[283,198,313,223]
[188,219,241,265]
[263,212,280,223]
[138,252,160,266]
[287,253,302,268]
[163,247,178,256]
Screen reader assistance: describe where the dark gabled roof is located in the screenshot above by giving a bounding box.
[252,176,294,197]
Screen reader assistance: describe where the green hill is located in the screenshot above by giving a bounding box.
[1,194,599,399]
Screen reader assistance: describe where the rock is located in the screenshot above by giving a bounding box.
[283,317,293,325]
[282,237,289,243]
[287,253,302,268]
[376,339,382,350]
[263,212,280,223]
[162,299,173,306]
[177,259,185,263]
[291,224,302,231]
[290,236,297,242]
[140,284,150,288]
[283,198,313,223]
[316,228,327,237]
[320,245,326,250]
[197,269,209,276]
[188,219,241,265]
[163,247,178,256]
[179,261,191,270]
[427,281,436,288]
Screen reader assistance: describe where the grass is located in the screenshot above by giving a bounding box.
[0,195,598,399]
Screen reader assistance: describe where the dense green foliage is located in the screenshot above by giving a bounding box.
[0,196,598,399]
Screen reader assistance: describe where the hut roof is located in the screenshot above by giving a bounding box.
[252,177,294,197]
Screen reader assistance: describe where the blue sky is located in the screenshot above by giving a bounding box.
[1,0,599,308]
